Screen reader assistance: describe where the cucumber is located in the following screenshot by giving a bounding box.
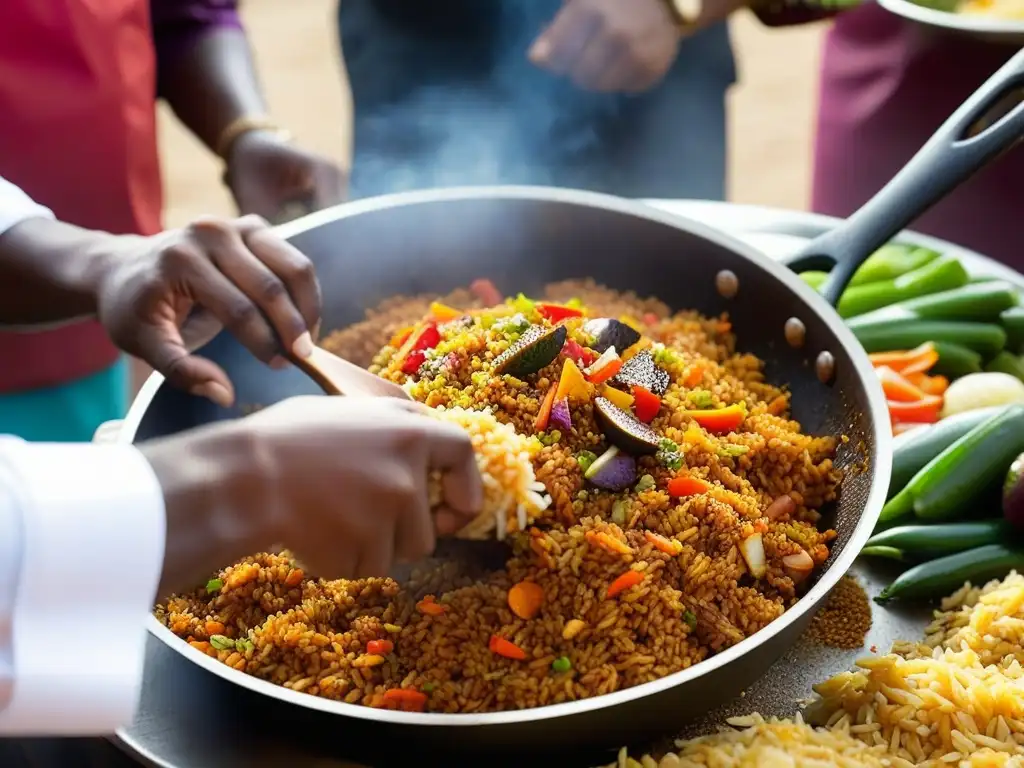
[1001,306,1024,353]
[930,341,983,378]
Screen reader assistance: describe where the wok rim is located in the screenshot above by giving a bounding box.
[128,186,892,727]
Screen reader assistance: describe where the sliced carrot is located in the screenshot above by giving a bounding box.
[875,366,926,403]
[906,371,950,396]
[684,364,705,388]
[380,688,428,712]
[416,597,447,616]
[534,383,557,433]
[631,385,661,423]
[683,404,745,433]
[606,570,644,599]
[667,475,711,498]
[586,357,622,386]
[204,620,226,636]
[644,531,683,556]
[508,581,545,620]
[489,634,527,660]
[389,326,415,348]
[284,568,305,587]
[366,639,394,655]
[887,395,943,424]
[868,343,938,375]
[585,530,633,556]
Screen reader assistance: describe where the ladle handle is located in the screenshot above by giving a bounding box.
[784,47,1024,308]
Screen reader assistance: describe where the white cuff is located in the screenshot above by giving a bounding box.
[0,442,165,736]
[0,177,54,238]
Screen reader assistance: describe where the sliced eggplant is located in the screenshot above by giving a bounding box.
[611,350,670,396]
[584,446,637,491]
[583,318,641,354]
[594,397,661,455]
[493,324,567,378]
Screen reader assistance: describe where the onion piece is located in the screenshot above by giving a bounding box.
[740,533,767,579]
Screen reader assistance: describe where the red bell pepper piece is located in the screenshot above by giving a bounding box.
[631,385,661,423]
[399,322,441,374]
[537,302,583,324]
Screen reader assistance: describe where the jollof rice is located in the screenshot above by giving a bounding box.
[156,280,842,714]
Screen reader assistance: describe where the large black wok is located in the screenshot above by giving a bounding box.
[121,50,1024,764]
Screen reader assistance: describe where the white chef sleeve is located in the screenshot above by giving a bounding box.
[0,176,54,238]
[0,437,166,735]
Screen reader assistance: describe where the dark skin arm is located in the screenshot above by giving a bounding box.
[158,27,266,156]
[0,217,128,325]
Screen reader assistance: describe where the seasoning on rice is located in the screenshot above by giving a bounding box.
[156,279,844,715]
[807,575,872,650]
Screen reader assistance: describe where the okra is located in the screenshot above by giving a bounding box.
[930,341,983,378]
[846,281,1019,327]
[986,351,1024,382]
[876,543,1024,603]
[1001,306,1024,353]
[847,244,940,287]
[850,319,1006,358]
[836,255,968,319]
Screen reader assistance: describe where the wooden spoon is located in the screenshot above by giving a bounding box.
[288,345,413,400]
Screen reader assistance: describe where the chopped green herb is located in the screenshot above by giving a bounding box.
[551,656,572,673]
[509,293,536,315]
[611,499,629,526]
[422,682,437,693]
[651,344,679,366]
[539,430,562,446]
[209,634,234,651]
[689,389,714,409]
[683,610,697,631]
[717,444,750,458]
[235,637,254,653]
[205,578,223,594]
[575,450,598,473]
[634,474,656,493]
[656,438,683,472]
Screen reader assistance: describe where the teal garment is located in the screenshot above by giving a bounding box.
[0,357,129,443]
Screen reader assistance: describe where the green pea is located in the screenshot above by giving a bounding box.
[551,656,572,673]
[205,578,223,594]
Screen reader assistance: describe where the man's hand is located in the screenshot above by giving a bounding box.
[95,215,321,408]
[528,0,682,93]
[226,130,347,222]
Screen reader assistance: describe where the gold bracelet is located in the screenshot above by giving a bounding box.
[215,115,293,160]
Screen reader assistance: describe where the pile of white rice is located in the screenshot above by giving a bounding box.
[604,571,1024,768]
[429,406,550,540]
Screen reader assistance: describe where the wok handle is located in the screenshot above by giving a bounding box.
[783,47,1024,308]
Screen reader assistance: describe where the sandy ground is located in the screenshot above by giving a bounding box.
[158,1,827,227]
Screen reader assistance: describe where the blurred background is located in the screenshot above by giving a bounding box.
[158,0,825,227]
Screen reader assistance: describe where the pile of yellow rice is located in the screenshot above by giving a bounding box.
[607,571,1024,768]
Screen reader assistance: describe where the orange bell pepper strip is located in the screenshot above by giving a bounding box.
[534,384,557,433]
[631,385,661,423]
[429,301,462,322]
[682,404,745,433]
[905,371,950,396]
[868,343,938,376]
[887,394,943,424]
[667,475,711,498]
[875,366,927,403]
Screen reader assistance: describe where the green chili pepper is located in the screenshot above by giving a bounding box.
[848,244,940,287]
[209,635,234,651]
[551,656,572,673]
[859,545,906,562]
[882,405,1024,523]
[986,351,1024,383]
[1001,306,1024,353]
[930,341,984,378]
[837,255,968,319]
[850,319,1006,358]
[848,281,1019,326]
[876,543,1024,603]
[205,578,223,594]
[865,520,1009,560]
[800,271,828,291]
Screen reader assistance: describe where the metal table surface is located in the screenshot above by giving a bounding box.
[113,199,1022,768]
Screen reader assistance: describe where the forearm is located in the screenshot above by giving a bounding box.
[154,8,268,155]
[141,424,279,598]
[0,217,124,326]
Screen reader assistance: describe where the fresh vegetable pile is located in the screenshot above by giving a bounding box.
[861,403,1024,602]
[802,243,1024,433]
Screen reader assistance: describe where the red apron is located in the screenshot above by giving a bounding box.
[0,0,162,393]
